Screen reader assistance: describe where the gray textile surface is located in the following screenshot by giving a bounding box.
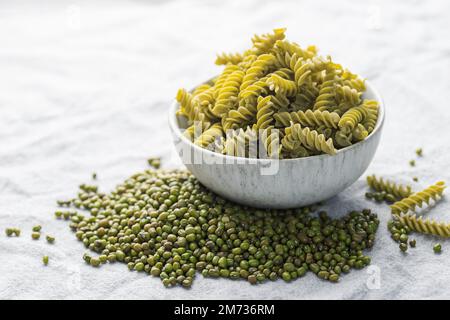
[1,0,449,300]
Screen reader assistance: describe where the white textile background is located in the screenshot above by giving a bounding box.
[1,0,450,299]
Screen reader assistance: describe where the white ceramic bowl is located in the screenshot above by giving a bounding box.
[169,81,384,209]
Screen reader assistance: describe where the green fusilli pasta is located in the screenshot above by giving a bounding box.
[390,182,446,215]
[261,128,282,158]
[282,123,336,156]
[215,52,243,65]
[266,74,297,97]
[255,96,276,130]
[211,69,245,118]
[240,54,277,92]
[222,102,256,132]
[366,175,413,200]
[338,105,368,131]
[313,70,337,111]
[194,123,224,150]
[361,100,379,133]
[245,28,286,57]
[222,127,258,157]
[397,214,450,238]
[334,128,353,147]
[274,110,340,129]
[176,28,379,159]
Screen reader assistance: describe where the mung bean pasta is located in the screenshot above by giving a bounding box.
[390,181,446,215]
[176,28,380,159]
[397,213,450,238]
[366,175,413,200]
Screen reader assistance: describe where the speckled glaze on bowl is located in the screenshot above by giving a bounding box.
[169,81,384,209]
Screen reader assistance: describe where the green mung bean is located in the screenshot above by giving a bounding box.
[415,148,423,157]
[58,167,379,288]
[433,243,442,253]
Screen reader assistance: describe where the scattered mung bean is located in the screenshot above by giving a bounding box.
[5,228,20,237]
[31,232,41,240]
[46,235,55,244]
[416,148,423,157]
[433,243,442,254]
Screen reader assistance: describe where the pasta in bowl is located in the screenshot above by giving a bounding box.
[169,29,385,209]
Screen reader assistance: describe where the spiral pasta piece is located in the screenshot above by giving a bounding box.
[255,96,276,130]
[361,100,379,133]
[249,68,295,103]
[245,28,286,57]
[237,54,258,71]
[176,88,206,123]
[366,175,413,200]
[283,123,336,155]
[222,102,257,132]
[239,66,291,103]
[266,74,297,97]
[338,105,368,130]
[352,123,368,141]
[195,86,215,106]
[259,128,282,158]
[334,128,353,147]
[214,64,240,98]
[272,40,317,62]
[274,109,340,129]
[292,85,319,110]
[215,52,244,65]
[314,125,333,139]
[342,69,366,91]
[194,123,224,150]
[211,69,245,118]
[176,88,193,118]
[336,85,362,107]
[287,54,312,88]
[309,56,331,74]
[281,142,310,159]
[192,84,212,96]
[390,182,446,215]
[183,122,211,142]
[270,93,291,111]
[397,214,450,238]
[223,127,258,157]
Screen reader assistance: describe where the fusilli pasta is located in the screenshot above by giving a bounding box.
[282,123,336,156]
[274,109,340,129]
[215,52,243,65]
[366,175,413,200]
[397,213,450,237]
[390,181,446,215]
[194,123,224,150]
[338,105,368,131]
[176,28,379,159]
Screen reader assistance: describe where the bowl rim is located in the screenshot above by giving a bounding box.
[169,80,385,163]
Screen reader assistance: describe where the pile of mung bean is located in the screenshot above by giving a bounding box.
[57,168,379,288]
